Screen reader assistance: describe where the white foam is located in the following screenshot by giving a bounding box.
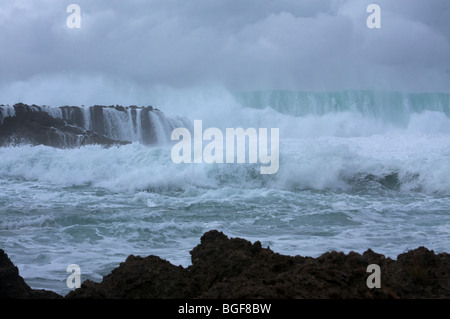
[0,105,16,124]
[0,127,448,195]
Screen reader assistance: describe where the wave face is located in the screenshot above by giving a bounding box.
[234,90,450,120]
[233,90,450,136]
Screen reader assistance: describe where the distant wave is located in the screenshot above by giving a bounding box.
[234,90,450,119]
[233,90,450,136]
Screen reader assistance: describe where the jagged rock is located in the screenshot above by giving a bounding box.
[0,250,61,299]
[140,107,158,145]
[65,230,450,299]
[60,106,85,128]
[68,256,194,299]
[2,230,449,299]
[1,103,186,147]
[0,103,130,148]
[89,105,106,137]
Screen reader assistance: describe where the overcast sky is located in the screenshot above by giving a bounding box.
[1,0,450,105]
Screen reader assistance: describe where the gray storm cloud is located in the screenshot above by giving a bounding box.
[0,0,449,105]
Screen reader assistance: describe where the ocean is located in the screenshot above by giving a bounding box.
[1,89,449,296]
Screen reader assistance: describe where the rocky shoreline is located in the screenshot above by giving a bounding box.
[0,103,188,148]
[1,230,449,299]
[0,103,131,148]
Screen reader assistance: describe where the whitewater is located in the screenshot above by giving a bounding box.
[1,89,449,296]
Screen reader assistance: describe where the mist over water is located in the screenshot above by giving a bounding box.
[1,87,450,296]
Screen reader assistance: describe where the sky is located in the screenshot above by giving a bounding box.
[0,0,450,105]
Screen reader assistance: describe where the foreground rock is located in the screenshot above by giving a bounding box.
[0,250,61,299]
[0,103,130,148]
[1,230,449,299]
[66,230,450,299]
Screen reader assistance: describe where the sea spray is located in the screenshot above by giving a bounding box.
[171,120,280,175]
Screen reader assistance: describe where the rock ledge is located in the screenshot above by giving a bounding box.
[1,230,449,299]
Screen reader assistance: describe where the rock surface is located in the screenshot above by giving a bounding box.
[1,230,449,299]
[67,230,449,299]
[0,249,61,299]
[0,103,181,147]
[0,103,130,148]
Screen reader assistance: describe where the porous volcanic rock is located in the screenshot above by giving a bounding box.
[65,230,450,299]
[0,103,130,148]
[1,230,449,299]
[0,249,61,299]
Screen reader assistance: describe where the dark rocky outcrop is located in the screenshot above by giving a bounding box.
[0,103,130,148]
[89,105,106,137]
[0,103,181,147]
[0,250,61,299]
[60,106,85,128]
[56,104,161,145]
[2,230,449,299]
[140,107,159,145]
[66,230,449,299]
